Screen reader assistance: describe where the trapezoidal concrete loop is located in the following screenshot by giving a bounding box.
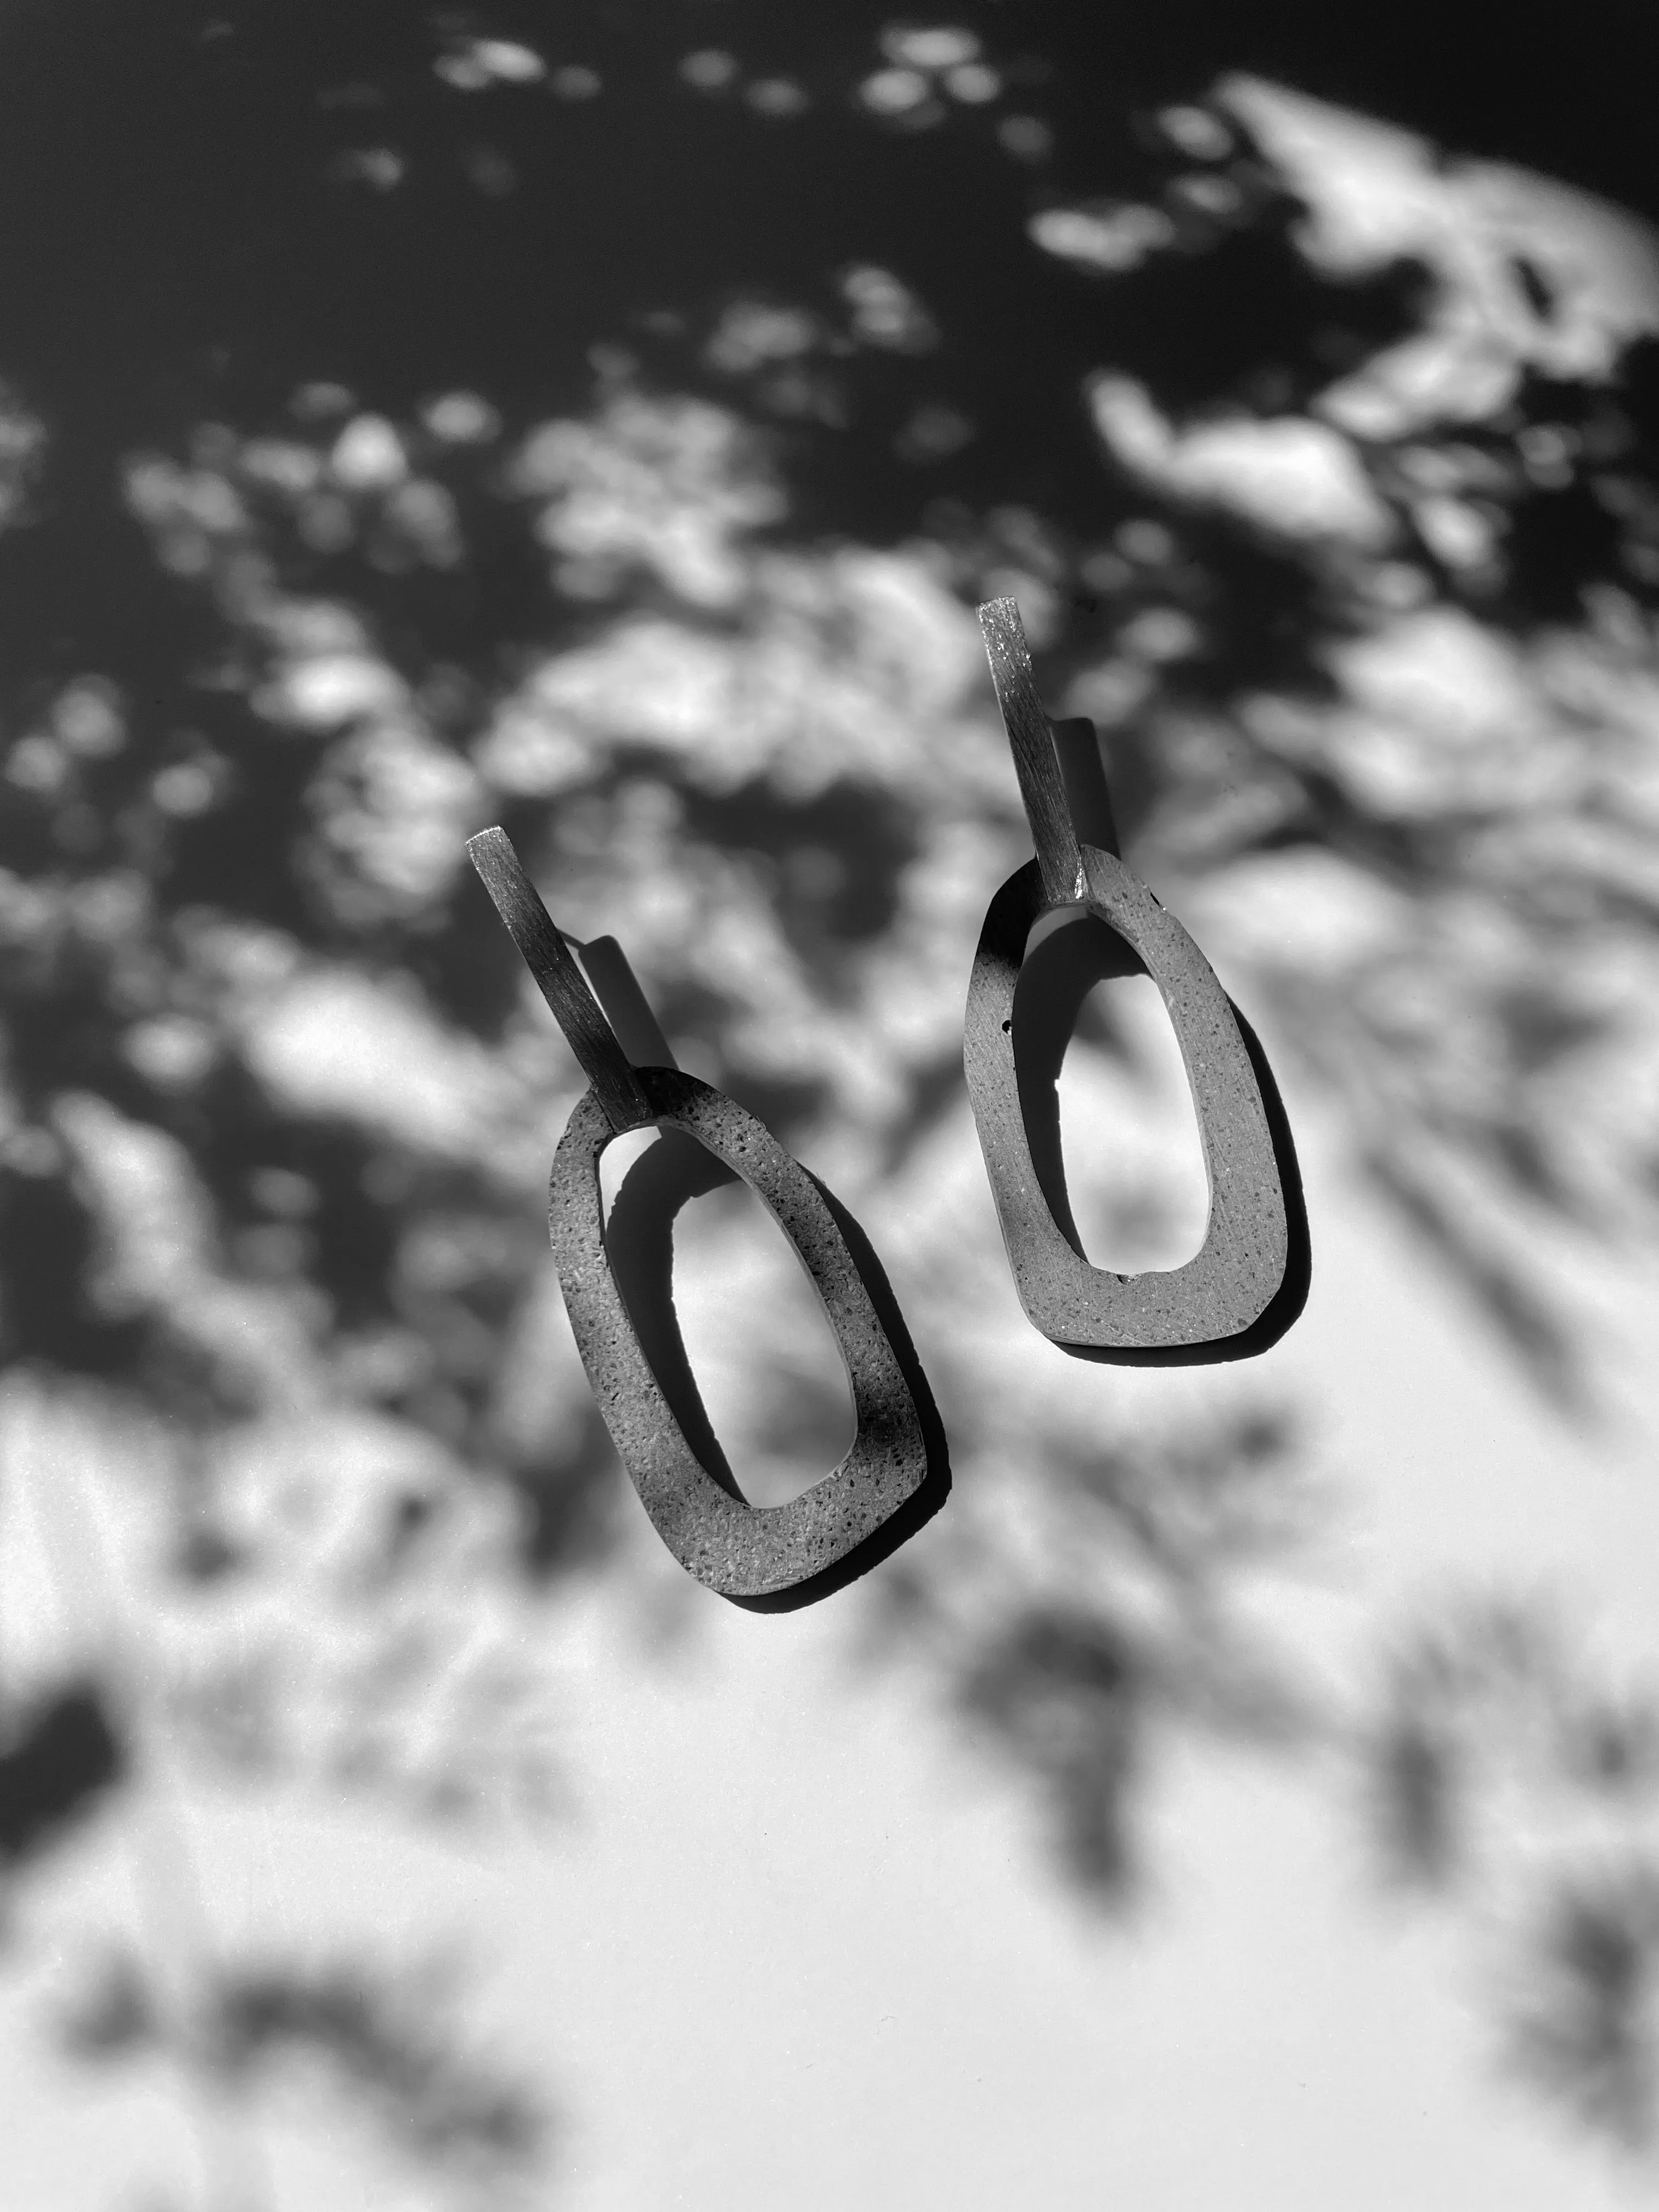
[549,1066,939,1602]
[963,850,1290,1354]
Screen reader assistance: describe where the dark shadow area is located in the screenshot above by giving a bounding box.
[1011,916,1310,1364]
[510,1397,620,1580]
[0,1681,125,1869]
[960,1606,1142,1894]
[933,1402,1313,1904]
[58,1939,551,2182]
[0,1171,150,1378]
[680,776,921,989]
[573,935,677,1070]
[1051,715,1120,856]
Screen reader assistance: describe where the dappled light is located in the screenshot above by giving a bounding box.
[3,2,1659,2201]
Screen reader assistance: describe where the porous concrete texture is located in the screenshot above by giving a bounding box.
[549,1066,934,1601]
[963,847,1290,1352]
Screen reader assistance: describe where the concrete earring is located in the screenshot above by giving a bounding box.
[467,827,947,1607]
[962,599,1306,1361]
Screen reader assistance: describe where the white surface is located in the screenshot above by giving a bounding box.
[8,1113,1659,2212]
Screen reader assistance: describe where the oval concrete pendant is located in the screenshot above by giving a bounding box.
[964,600,1297,1358]
[551,1068,936,1601]
[467,827,945,1607]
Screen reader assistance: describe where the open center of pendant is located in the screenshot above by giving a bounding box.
[1015,907,1210,1275]
[599,1124,856,1508]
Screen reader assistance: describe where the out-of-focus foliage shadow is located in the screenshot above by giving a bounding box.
[0,1680,125,1871]
[58,1938,549,2188]
[871,1403,1317,1898]
[1363,1597,1659,2150]
[2,0,1659,2186]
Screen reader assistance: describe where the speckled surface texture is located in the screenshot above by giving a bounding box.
[549,1066,933,1601]
[964,847,1290,1352]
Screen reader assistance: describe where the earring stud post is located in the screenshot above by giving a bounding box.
[466,826,653,1133]
[978,596,1084,906]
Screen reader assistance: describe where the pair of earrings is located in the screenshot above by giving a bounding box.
[468,599,1305,1611]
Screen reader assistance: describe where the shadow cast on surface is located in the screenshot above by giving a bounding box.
[731,1172,951,1615]
[601,1125,744,1505]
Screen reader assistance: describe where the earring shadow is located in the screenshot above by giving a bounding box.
[1013,913,1310,1367]
[602,1126,746,1503]
[731,1173,951,1613]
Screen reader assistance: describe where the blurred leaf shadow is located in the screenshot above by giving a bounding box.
[58,1939,550,2187]
[0,0,1656,2182]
